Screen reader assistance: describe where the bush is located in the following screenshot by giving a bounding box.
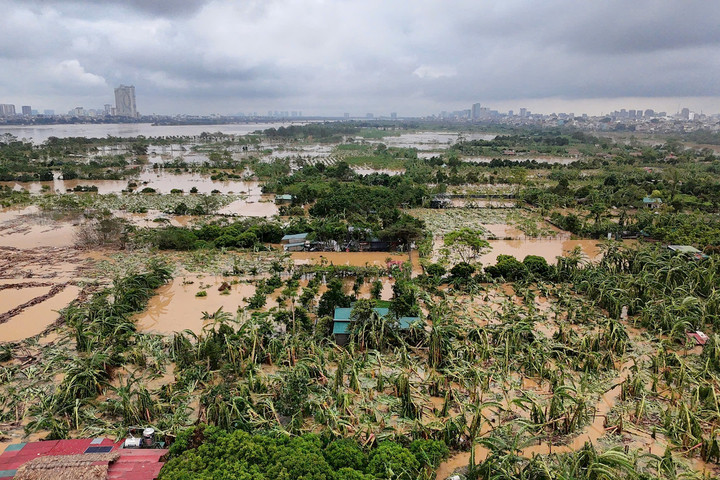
[450,262,475,280]
[156,228,198,250]
[485,255,528,281]
[523,255,553,279]
[366,442,420,480]
[324,438,367,471]
[409,439,449,469]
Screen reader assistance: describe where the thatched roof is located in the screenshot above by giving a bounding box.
[14,452,119,480]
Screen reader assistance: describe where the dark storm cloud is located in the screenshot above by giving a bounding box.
[1,0,719,115]
[27,0,210,17]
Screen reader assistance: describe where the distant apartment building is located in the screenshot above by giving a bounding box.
[21,106,31,116]
[43,109,55,116]
[471,103,482,119]
[114,85,138,117]
[0,104,16,116]
[390,112,397,119]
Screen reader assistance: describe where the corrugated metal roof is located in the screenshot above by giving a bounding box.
[281,233,308,241]
[333,308,352,321]
[333,321,351,334]
[398,317,421,329]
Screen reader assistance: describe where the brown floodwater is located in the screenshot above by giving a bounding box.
[291,251,413,268]
[135,276,256,335]
[479,238,601,265]
[0,222,77,249]
[0,286,52,315]
[2,173,266,196]
[217,197,279,217]
[0,285,80,342]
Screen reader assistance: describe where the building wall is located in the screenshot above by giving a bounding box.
[114,85,138,117]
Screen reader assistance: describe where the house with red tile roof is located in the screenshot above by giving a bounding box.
[0,438,166,480]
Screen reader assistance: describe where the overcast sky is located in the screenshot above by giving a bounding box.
[1,0,719,116]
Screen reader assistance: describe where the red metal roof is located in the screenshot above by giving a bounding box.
[0,439,166,480]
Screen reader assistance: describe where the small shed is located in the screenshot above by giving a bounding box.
[642,197,662,208]
[275,194,293,205]
[332,306,418,345]
[667,245,708,260]
[281,233,308,245]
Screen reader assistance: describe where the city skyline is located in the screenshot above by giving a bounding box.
[0,0,719,117]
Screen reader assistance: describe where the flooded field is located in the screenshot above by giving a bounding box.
[0,285,81,342]
[135,276,256,334]
[0,206,78,249]
[481,238,601,264]
[372,132,496,150]
[2,172,266,196]
[291,251,413,268]
[0,122,303,144]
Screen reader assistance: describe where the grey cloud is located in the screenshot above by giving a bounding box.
[27,0,210,17]
[1,0,720,115]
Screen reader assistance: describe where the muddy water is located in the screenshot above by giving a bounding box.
[114,210,194,228]
[0,285,80,342]
[136,172,262,195]
[2,173,266,196]
[135,276,256,335]
[217,197,279,217]
[372,132,496,150]
[352,167,405,176]
[0,211,78,249]
[480,238,601,265]
[0,286,52,314]
[0,122,301,144]
[292,251,408,267]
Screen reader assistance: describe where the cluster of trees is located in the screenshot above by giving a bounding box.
[150,220,284,250]
[160,426,449,480]
[146,212,424,252]
[422,254,555,288]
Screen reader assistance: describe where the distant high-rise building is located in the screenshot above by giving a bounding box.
[114,85,138,117]
[390,112,397,119]
[471,103,482,119]
[0,104,16,116]
[104,104,112,115]
[43,109,55,116]
[508,110,514,117]
[644,109,655,117]
[519,108,527,118]
[681,107,690,120]
[21,106,31,116]
[344,113,350,119]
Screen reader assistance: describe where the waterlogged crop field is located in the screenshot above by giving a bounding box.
[1,123,720,479]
